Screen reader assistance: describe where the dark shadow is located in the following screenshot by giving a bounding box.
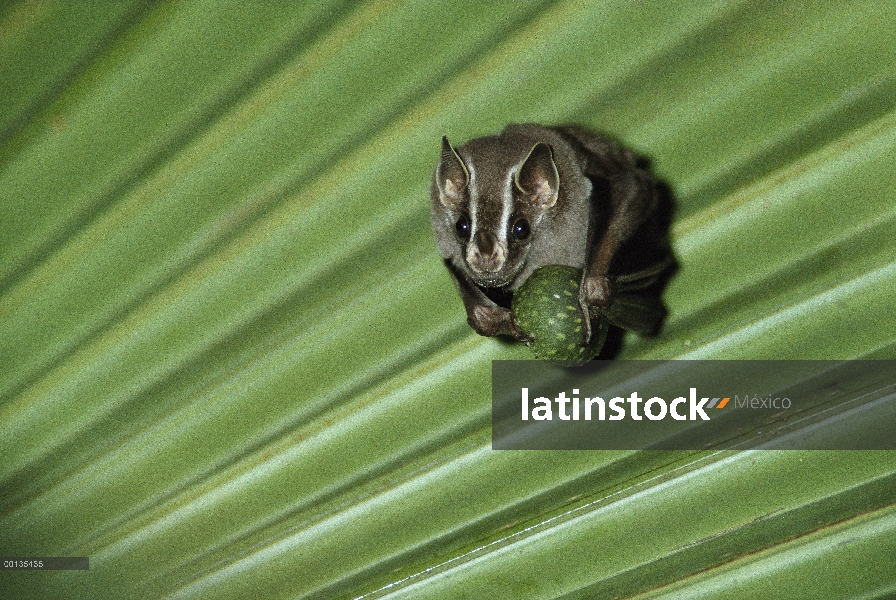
[588,163,679,361]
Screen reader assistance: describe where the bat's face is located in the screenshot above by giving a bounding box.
[431,136,559,289]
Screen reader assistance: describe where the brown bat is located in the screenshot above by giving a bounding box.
[430,123,675,346]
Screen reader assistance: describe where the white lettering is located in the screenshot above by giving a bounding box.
[522,387,529,421]
[585,397,605,420]
[532,396,552,420]
[609,397,626,421]
[644,397,667,420]
[690,387,710,421]
[627,392,643,420]
[671,396,687,420]
[556,392,571,420]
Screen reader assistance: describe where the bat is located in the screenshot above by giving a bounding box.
[430,123,676,346]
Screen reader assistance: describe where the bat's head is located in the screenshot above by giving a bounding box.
[431,135,559,289]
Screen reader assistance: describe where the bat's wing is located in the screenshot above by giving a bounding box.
[598,256,676,336]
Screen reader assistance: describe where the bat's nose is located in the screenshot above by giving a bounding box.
[467,230,507,273]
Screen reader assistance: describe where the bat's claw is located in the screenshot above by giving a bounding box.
[577,296,593,346]
[510,318,535,343]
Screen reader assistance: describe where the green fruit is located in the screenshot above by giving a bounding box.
[512,265,608,364]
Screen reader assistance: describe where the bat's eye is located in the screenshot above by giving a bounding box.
[512,219,530,240]
[455,215,470,239]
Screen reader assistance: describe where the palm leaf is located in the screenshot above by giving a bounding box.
[1,1,894,598]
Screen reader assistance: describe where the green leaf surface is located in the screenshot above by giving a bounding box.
[1,1,894,598]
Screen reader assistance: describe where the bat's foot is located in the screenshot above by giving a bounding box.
[582,274,613,308]
[578,275,612,345]
[469,304,533,342]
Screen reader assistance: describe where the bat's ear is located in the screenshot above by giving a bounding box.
[515,142,559,209]
[436,136,469,209]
